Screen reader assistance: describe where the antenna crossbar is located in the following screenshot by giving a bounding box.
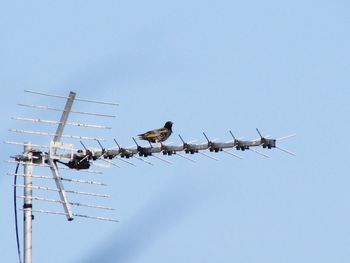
[16,196,114,211]
[20,208,118,222]
[8,173,106,186]
[5,141,49,148]
[9,129,106,141]
[14,184,110,198]
[24,90,119,106]
[13,117,112,129]
[18,103,116,118]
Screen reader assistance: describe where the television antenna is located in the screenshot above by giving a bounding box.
[6,90,295,263]
[7,90,119,263]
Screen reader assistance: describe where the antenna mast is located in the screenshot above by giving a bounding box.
[23,92,76,263]
[23,143,33,263]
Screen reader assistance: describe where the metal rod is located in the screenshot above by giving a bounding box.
[114,157,136,166]
[276,134,296,141]
[23,208,119,222]
[18,103,116,118]
[4,140,49,148]
[276,146,296,156]
[54,91,75,146]
[13,117,112,129]
[24,90,119,106]
[47,92,76,221]
[8,173,106,186]
[48,160,74,220]
[100,159,121,168]
[16,196,115,211]
[152,155,172,165]
[176,153,196,162]
[249,148,270,158]
[23,143,32,263]
[222,149,243,160]
[198,152,219,161]
[222,149,243,159]
[14,184,110,198]
[9,129,106,141]
[133,156,153,165]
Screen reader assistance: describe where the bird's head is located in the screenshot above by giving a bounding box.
[164,121,173,130]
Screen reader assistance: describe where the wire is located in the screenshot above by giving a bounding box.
[14,163,22,263]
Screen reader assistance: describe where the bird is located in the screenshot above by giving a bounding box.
[138,121,173,144]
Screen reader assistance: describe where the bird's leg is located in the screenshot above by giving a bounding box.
[154,139,162,148]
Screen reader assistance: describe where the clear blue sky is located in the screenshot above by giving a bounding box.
[1,0,350,262]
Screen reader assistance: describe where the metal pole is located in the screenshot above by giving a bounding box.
[23,143,33,263]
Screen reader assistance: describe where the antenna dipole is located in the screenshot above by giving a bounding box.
[23,143,33,263]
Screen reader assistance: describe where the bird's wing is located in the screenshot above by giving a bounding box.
[141,132,161,138]
[139,127,166,137]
